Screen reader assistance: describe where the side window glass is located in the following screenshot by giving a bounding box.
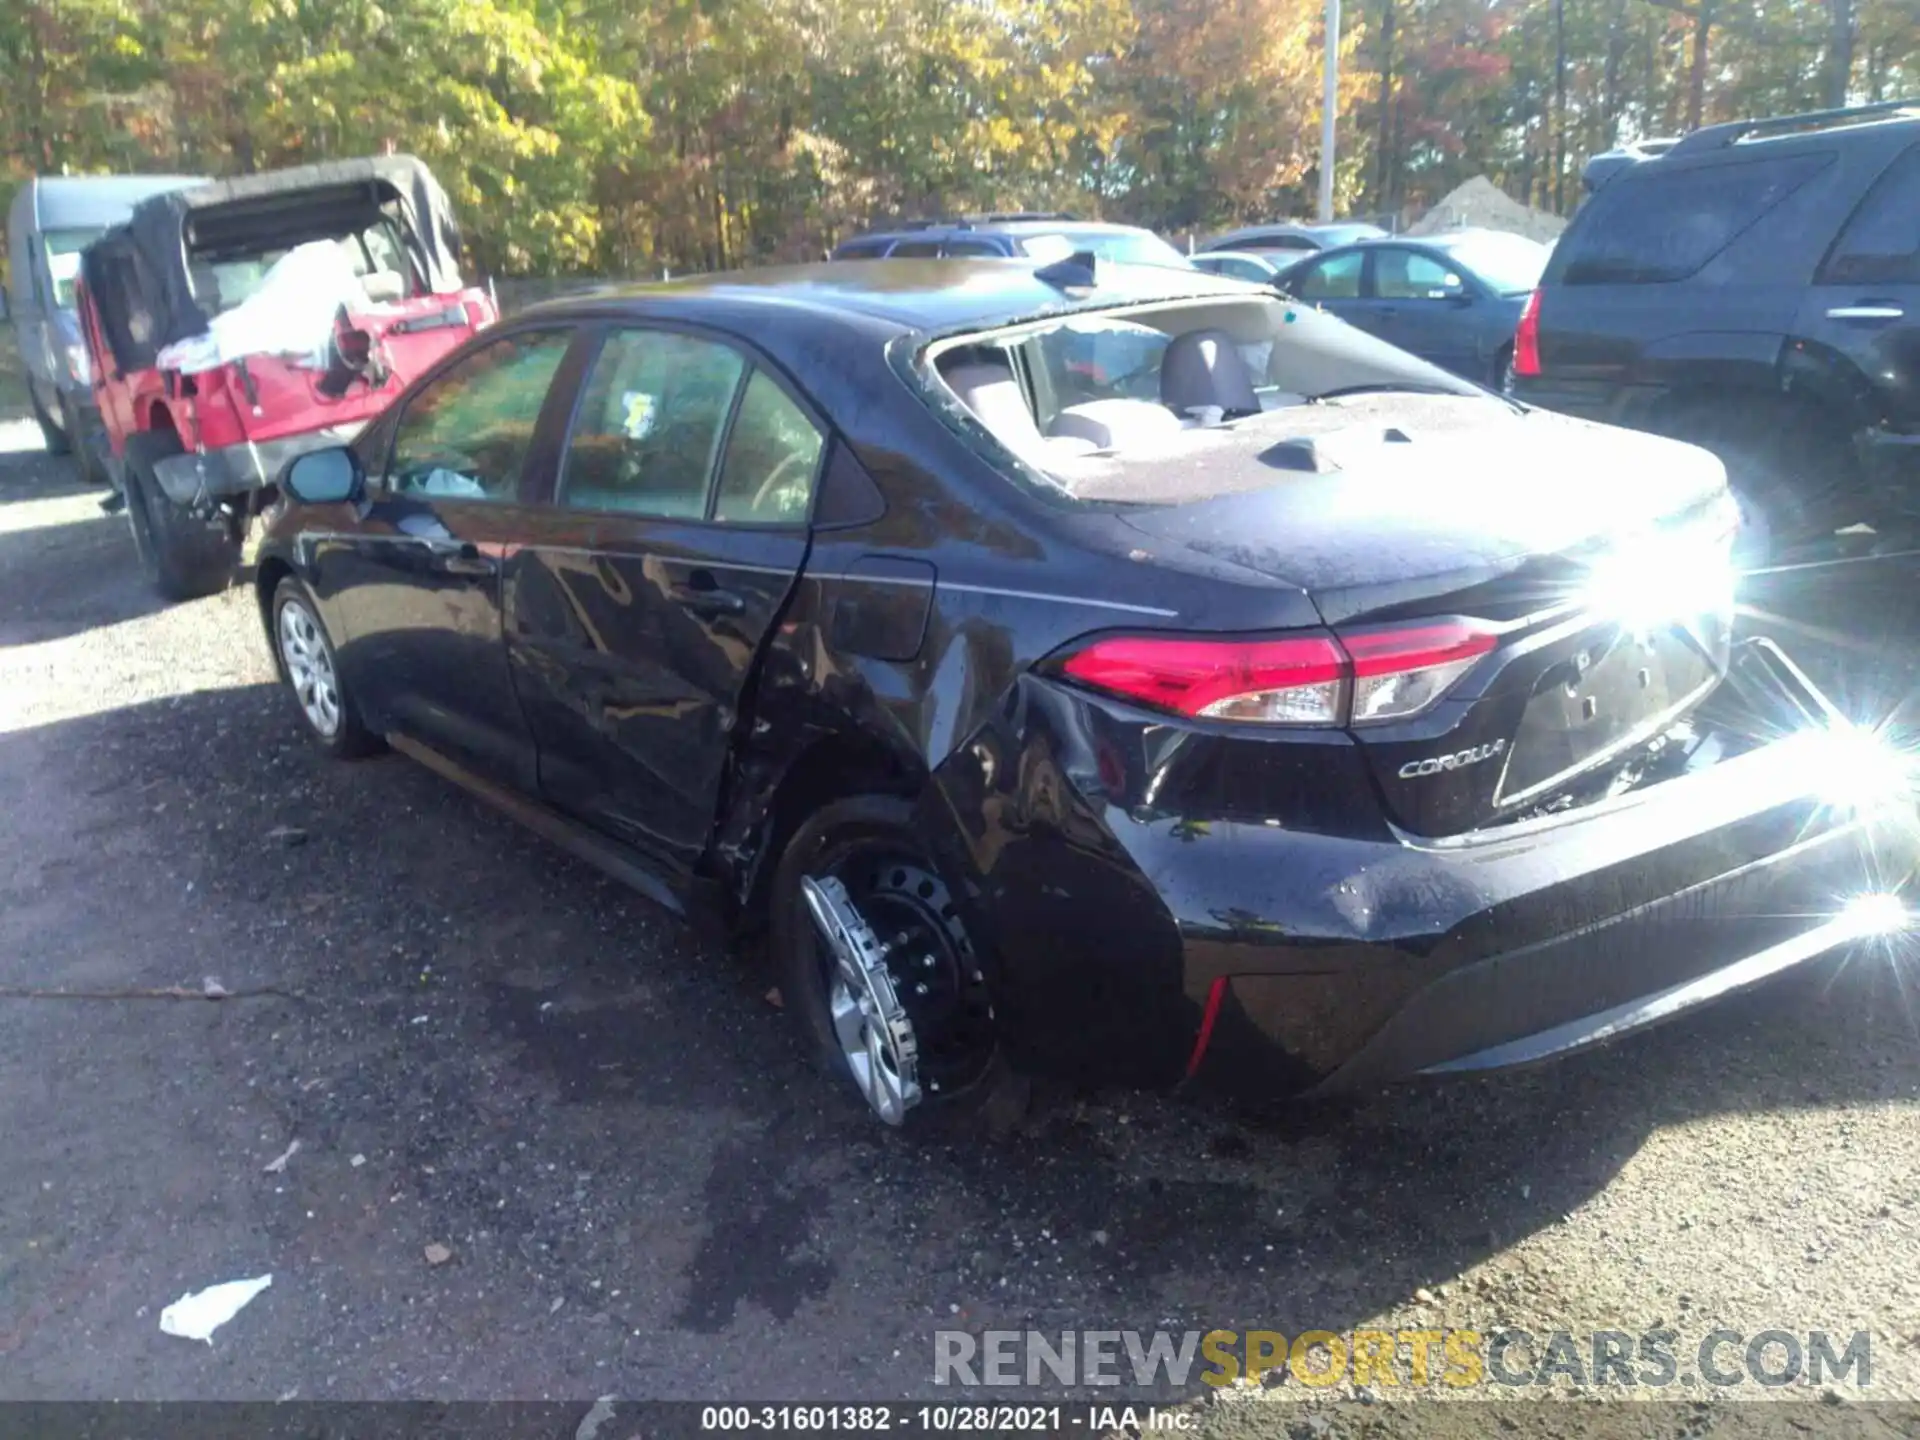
[890,240,943,257]
[559,328,745,518]
[1821,146,1920,286]
[1375,250,1465,300]
[385,329,571,500]
[714,371,826,523]
[1559,154,1830,285]
[944,239,1004,257]
[1294,251,1363,300]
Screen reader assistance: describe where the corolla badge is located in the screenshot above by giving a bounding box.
[1398,739,1508,779]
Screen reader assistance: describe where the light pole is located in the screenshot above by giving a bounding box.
[1320,0,1341,221]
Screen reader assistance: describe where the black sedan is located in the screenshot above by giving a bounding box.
[255,258,1916,1128]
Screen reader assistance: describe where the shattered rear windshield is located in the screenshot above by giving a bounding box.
[922,294,1496,506]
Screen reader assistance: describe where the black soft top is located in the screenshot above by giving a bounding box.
[81,154,465,371]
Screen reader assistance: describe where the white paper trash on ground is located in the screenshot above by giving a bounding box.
[158,1274,273,1344]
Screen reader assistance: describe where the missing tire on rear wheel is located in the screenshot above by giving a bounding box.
[798,852,996,1125]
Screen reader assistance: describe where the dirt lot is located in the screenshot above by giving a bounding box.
[2,412,1919,1426]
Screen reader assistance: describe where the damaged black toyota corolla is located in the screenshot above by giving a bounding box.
[254,257,1919,1127]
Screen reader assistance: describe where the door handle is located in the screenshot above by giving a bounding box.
[425,539,497,576]
[671,579,746,617]
[1826,304,1904,320]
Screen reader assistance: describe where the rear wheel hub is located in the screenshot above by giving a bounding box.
[801,857,996,1125]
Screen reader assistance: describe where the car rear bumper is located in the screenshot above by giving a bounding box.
[1293,814,1892,1094]
[933,640,1917,1095]
[150,424,365,505]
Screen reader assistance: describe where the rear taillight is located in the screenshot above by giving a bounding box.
[1056,621,1497,727]
[1345,623,1498,723]
[1513,290,1542,378]
[1061,634,1348,725]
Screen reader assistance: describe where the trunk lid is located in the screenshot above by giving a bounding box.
[1113,395,1740,836]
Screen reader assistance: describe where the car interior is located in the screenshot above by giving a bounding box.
[928,296,1495,500]
[933,302,1330,467]
[188,222,413,318]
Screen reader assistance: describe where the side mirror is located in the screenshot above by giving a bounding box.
[281,446,364,504]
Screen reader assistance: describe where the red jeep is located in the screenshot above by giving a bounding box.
[76,156,499,598]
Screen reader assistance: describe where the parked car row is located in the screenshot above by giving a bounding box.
[831,212,1552,398]
[11,124,1917,1135]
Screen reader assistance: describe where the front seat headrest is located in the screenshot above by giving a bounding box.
[1161,328,1260,419]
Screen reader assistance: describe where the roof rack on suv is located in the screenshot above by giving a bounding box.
[1668,97,1920,157]
[1581,138,1680,193]
[965,211,1078,224]
[885,212,1076,232]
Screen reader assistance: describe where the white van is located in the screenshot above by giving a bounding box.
[6,173,201,479]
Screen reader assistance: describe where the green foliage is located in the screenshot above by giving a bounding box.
[2,0,1916,273]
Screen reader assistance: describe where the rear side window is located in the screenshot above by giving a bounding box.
[1557,154,1829,285]
[713,371,825,524]
[889,240,943,258]
[832,238,891,260]
[1207,256,1273,283]
[1374,248,1464,300]
[1820,146,1920,285]
[559,328,746,519]
[944,239,1005,257]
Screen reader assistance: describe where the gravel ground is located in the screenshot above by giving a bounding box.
[2,417,1919,1428]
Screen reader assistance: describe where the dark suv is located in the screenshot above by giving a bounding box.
[1513,99,1920,557]
[831,214,1191,268]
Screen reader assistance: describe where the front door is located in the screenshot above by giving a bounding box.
[324,326,577,790]
[505,324,820,871]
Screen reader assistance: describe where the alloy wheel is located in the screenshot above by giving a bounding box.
[278,599,342,738]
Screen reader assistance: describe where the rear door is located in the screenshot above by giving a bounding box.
[1795,143,1920,442]
[1368,244,1482,376]
[505,324,820,870]
[324,326,578,790]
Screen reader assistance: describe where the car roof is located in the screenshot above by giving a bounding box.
[1382,228,1540,251]
[849,219,1164,243]
[13,174,205,231]
[1205,221,1385,249]
[514,258,1257,336]
[1301,228,1539,258]
[1585,101,1920,192]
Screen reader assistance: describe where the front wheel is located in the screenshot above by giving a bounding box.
[770,795,1026,1135]
[123,433,239,601]
[29,382,71,457]
[271,577,381,758]
[60,397,108,487]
